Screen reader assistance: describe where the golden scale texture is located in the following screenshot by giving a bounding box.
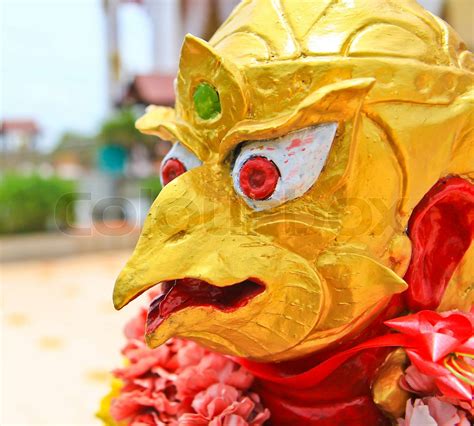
[114,0,473,370]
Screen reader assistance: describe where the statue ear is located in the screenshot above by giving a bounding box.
[405,177,474,311]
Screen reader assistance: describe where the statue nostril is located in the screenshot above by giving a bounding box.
[165,230,187,244]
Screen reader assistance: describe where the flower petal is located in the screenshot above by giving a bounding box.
[420,332,462,362]
[409,403,438,425]
[407,350,449,377]
[435,374,473,401]
[426,397,463,426]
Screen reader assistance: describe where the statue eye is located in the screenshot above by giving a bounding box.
[239,156,280,200]
[232,123,338,211]
[160,143,202,186]
[161,158,186,186]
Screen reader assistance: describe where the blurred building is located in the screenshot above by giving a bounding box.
[105,0,473,109]
[418,0,474,49]
[418,0,444,15]
[99,0,240,226]
[444,0,474,49]
[104,0,240,108]
[0,119,40,153]
[0,119,44,174]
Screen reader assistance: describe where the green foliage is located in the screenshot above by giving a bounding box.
[0,174,77,234]
[53,131,98,167]
[98,108,155,148]
[139,177,162,201]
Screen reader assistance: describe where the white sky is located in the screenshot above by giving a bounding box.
[1,0,153,151]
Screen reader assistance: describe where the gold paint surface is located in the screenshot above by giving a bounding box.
[372,349,411,419]
[114,0,473,362]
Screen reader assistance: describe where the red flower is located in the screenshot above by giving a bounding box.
[386,310,474,402]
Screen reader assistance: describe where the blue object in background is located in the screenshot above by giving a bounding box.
[98,145,127,175]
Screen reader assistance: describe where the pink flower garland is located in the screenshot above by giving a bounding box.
[103,305,474,425]
[108,308,270,425]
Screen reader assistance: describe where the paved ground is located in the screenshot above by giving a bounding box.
[1,250,137,425]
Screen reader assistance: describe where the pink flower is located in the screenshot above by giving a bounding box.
[397,397,471,426]
[124,308,147,340]
[179,384,269,426]
[108,308,270,425]
[109,389,179,422]
[130,412,162,426]
[386,310,474,401]
[401,365,438,395]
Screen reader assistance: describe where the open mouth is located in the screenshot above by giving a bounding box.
[146,278,265,334]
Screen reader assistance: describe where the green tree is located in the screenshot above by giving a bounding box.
[98,108,155,148]
[54,131,97,167]
[0,174,76,234]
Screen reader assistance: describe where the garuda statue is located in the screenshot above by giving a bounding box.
[110,0,473,424]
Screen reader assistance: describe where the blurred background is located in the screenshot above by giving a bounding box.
[0,0,472,424]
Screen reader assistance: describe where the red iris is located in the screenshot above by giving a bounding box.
[239,156,279,200]
[161,158,186,185]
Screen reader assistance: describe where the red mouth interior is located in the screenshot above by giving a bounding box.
[146,278,265,334]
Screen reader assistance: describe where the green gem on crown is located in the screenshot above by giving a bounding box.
[193,82,221,120]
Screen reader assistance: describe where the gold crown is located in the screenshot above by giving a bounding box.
[210,0,473,70]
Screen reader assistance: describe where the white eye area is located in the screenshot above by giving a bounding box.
[232,123,338,210]
[160,142,202,186]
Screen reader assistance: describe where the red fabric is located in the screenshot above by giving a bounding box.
[238,310,473,424]
[238,305,409,425]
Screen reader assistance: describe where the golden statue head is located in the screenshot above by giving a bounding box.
[113,0,473,362]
